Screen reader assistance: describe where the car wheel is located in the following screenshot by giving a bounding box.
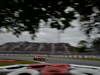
[7,69,40,75]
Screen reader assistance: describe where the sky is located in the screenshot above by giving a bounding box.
[1,6,95,46]
[0,6,99,46]
[0,20,87,46]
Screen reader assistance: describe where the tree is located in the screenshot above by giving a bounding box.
[78,40,88,47]
[92,38,100,53]
[0,0,100,38]
[76,40,88,52]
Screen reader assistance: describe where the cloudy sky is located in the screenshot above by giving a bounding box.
[0,5,100,46]
[0,19,87,46]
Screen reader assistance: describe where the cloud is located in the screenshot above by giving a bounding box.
[0,20,86,46]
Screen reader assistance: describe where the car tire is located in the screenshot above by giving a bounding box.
[70,67,100,75]
[7,69,40,75]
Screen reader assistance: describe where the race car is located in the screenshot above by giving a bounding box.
[27,64,70,71]
[7,64,71,75]
[1,64,100,75]
[33,56,46,61]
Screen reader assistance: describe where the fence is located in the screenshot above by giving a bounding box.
[0,54,99,59]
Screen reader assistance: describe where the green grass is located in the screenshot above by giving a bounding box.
[0,60,38,66]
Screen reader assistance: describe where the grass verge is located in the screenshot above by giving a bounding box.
[0,60,38,66]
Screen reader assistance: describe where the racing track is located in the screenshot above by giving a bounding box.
[0,55,100,66]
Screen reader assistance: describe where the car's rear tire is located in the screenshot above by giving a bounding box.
[7,69,40,75]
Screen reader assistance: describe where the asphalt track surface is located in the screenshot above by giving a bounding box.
[0,56,100,67]
[46,58,100,66]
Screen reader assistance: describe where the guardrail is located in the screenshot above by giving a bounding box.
[0,54,99,59]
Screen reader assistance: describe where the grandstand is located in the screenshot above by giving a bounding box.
[0,42,76,55]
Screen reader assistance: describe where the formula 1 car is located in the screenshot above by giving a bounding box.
[1,64,100,75]
[33,56,46,61]
[7,64,71,75]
